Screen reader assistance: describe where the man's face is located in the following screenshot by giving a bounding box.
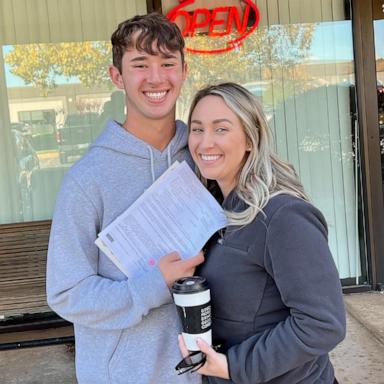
[110,40,187,124]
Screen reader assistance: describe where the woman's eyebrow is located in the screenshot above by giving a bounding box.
[212,118,233,125]
[190,118,233,124]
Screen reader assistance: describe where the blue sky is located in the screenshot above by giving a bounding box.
[2,45,80,87]
[2,20,373,88]
[374,20,384,60]
[3,45,25,87]
[308,21,354,62]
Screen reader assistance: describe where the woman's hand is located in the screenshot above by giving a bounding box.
[178,335,230,379]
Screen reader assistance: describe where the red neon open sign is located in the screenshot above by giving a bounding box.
[167,0,260,54]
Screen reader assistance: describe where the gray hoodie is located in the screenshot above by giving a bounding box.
[47,120,200,384]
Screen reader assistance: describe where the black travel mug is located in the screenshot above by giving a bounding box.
[171,276,212,351]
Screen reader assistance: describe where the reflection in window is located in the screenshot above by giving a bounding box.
[374,20,384,178]
[176,7,364,281]
[1,42,125,223]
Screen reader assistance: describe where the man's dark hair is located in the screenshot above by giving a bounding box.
[111,12,185,73]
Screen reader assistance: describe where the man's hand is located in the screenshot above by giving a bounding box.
[158,251,204,288]
[178,335,230,379]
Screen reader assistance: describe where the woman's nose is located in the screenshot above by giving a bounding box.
[199,133,215,149]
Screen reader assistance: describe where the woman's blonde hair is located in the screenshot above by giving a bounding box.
[188,82,309,226]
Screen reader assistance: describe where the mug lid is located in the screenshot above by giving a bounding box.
[171,276,208,294]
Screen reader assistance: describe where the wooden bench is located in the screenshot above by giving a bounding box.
[0,221,51,320]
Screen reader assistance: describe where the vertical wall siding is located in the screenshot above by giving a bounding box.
[162,0,344,24]
[166,0,357,278]
[0,0,147,44]
[257,0,359,278]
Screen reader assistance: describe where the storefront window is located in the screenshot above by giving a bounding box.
[0,0,146,224]
[0,0,367,285]
[0,0,147,322]
[164,0,366,282]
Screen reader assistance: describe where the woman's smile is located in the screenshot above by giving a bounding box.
[189,95,249,198]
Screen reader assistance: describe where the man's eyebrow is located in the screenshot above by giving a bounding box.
[129,53,178,62]
[129,56,148,62]
[160,53,178,59]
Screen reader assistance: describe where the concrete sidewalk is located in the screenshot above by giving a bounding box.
[330,291,384,384]
[1,292,384,383]
[330,292,384,384]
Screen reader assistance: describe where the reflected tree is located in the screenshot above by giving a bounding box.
[5,42,112,92]
[179,23,316,117]
[5,23,316,109]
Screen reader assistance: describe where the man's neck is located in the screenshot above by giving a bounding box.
[122,115,176,151]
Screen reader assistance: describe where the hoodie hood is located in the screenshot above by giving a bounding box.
[91,119,188,160]
[90,119,190,182]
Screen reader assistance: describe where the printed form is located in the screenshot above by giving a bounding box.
[95,161,227,278]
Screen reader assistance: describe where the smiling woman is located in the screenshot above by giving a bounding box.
[189,95,249,198]
[183,82,346,384]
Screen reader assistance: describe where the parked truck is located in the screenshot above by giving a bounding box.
[55,112,100,164]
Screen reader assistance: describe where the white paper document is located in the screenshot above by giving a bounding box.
[95,161,227,278]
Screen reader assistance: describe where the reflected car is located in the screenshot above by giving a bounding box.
[11,125,40,219]
[11,125,39,174]
[55,112,100,164]
[11,122,32,135]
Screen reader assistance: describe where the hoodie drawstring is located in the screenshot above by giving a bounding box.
[147,146,156,183]
[167,146,172,168]
[146,145,173,183]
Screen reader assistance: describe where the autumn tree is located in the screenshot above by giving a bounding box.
[5,23,315,112]
[177,23,316,119]
[5,42,112,92]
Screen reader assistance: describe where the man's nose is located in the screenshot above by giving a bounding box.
[147,65,162,84]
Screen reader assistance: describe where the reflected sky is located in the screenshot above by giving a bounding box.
[3,20,356,87]
[2,45,81,87]
[374,20,384,60]
[308,21,353,62]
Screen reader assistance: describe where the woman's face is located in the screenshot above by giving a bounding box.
[188,95,249,198]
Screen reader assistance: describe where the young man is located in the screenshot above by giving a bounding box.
[47,13,203,384]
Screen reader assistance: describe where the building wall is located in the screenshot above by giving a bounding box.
[1,0,382,325]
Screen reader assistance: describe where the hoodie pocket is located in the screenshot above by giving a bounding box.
[109,328,155,384]
[107,305,181,384]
